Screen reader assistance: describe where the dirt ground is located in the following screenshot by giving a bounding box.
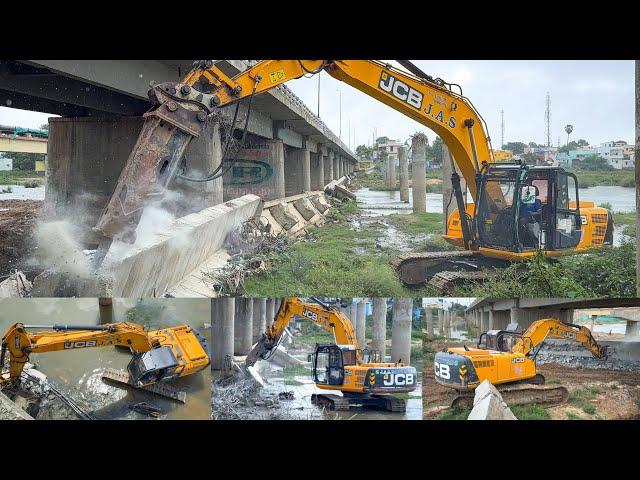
[423,339,640,420]
[0,200,41,279]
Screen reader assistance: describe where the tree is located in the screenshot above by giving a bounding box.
[579,154,613,171]
[429,136,443,164]
[6,152,43,170]
[559,139,590,153]
[376,136,389,145]
[39,123,49,131]
[502,141,527,154]
[356,144,373,159]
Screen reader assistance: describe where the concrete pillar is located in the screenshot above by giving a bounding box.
[174,119,224,213]
[510,307,522,328]
[426,308,434,337]
[392,298,413,364]
[98,297,113,324]
[411,133,427,213]
[356,300,366,348]
[212,297,234,370]
[302,147,311,192]
[389,155,396,188]
[489,309,494,331]
[266,298,276,327]
[223,138,285,201]
[438,309,444,336]
[326,151,335,183]
[253,298,267,343]
[625,321,640,339]
[480,310,486,333]
[372,298,387,360]
[234,297,254,355]
[333,154,339,180]
[399,146,409,202]
[314,152,326,189]
[442,144,467,227]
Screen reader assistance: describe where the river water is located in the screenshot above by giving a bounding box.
[356,185,636,215]
[0,298,211,420]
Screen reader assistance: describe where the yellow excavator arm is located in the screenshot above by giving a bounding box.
[95,60,492,243]
[245,297,358,367]
[0,322,210,386]
[511,318,608,359]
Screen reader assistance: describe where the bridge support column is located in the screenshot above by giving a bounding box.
[392,298,413,364]
[212,297,235,371]
[313,151,326,189]
[173,119,224,213]
[266,298,276,327]
[411,134,427,213]
[372,298,387,359]
[387,155,396,189]
[399,146,409,202]
[356,299,367,348]
[626,321,640,339]
[426,308,434,337]
[253,298,267,343]
[438,309,444,336]
[333,153,339,181]
[284,145,307,196]
[326,151,335,183]
[223,138,285,201]
[234,297,253,355]
[302,148,311,191]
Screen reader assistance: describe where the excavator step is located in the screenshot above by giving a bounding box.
[311,393,407,412]
[391,251,479,286]
[101,368,187,403]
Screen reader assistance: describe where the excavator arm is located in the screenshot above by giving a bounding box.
[0,322,156,383]
[94,60,493,247]
[245,297,358,367]
[511,318,608,359]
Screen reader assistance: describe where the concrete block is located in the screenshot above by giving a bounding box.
[0,271,32,297]
[99,194,262,297]
[333,184,356,201]
[468,380,517,420]
[267,345,305,368]
[310,194,330,213]
[269,202,299,231]
[292,197,318,221]
[0,391,34,420]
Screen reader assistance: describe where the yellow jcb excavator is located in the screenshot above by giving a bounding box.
[245,297,417,412]
[434,317,608,407]
[92,60,613,287]
[0,322,210,387]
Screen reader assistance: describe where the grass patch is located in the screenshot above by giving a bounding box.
[386,212,443,237]
[436,405,470,420]
[634,391,640,407]
[547,379,562,385]
[568,387,598,415]
[509,404,551,420]
[282,364,312,377]
[614,212,635,238]
[0,170,45,185]
[568,168,635,188]
[566,411,584,420]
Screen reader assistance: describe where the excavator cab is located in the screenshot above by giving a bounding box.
[311,344,357,387]
[127,346,180,387]
[475,164,582,253]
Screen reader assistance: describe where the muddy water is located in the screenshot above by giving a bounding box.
[0,298,211,420]
[0,185,45,200]
[249,342,422,420]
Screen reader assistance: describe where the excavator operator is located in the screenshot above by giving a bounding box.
[519,184,542,248]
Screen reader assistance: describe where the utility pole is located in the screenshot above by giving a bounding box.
[545,92,551,147]
[317,72,320,118]
[336,88,342,139]
[500,109,505,149]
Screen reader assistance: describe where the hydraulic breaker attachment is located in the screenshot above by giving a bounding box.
[93,82,209,243]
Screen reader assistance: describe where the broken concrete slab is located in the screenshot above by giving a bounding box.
[0,270,32,297]
[269,202,299,231]
[247,365,267,388]
[96,194,262,297]
[468,380,517,420]
[333,184,356,201]
[267,345,306,368]
[0,391,34,420]
[310,193,330,213]
[292,197,318,221]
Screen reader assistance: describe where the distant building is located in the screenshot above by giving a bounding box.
[376,139,404,166]
[596,141,634,169]
[0,157,12,171]
[556,148,598,167]
[523,146,558,166]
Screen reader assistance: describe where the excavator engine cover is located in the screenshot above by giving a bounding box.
[363,366,417,394]
[127,346,179,386]
[433,350,479,390]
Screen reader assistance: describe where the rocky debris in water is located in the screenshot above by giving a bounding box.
[279,391,294,400]
[0,270,32,297]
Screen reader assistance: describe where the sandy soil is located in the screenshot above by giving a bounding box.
[0,200,41,279]
[423,339,640,420]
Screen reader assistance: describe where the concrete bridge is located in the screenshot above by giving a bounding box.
[1,60,357,244]
[464,298,640,339]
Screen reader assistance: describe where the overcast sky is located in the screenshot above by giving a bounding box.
[0,60,633,149]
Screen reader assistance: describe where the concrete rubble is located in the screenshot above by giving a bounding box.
[269,202,299,230]
[536,339,640,372]
[0,270,32,297]
[467,380,517,420]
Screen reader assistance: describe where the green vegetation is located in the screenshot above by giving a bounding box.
[296,323,334,345]
[634,391,640,407]
[436,405,470,420]
[0,170,45,186]
[569,167,634,188]
[509,404,552,420]
[386,212,444,237]
[614,212,635,238]
[453,243,636,298]
[282,364,312,377]
[566,411,584,420]
[568,387,599,415]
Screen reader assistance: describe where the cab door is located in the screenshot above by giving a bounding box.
[552,171,582,249]
[312,345,344,386]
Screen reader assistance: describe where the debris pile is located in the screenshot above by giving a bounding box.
[0,270,32,297]
[536,340,640,372]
